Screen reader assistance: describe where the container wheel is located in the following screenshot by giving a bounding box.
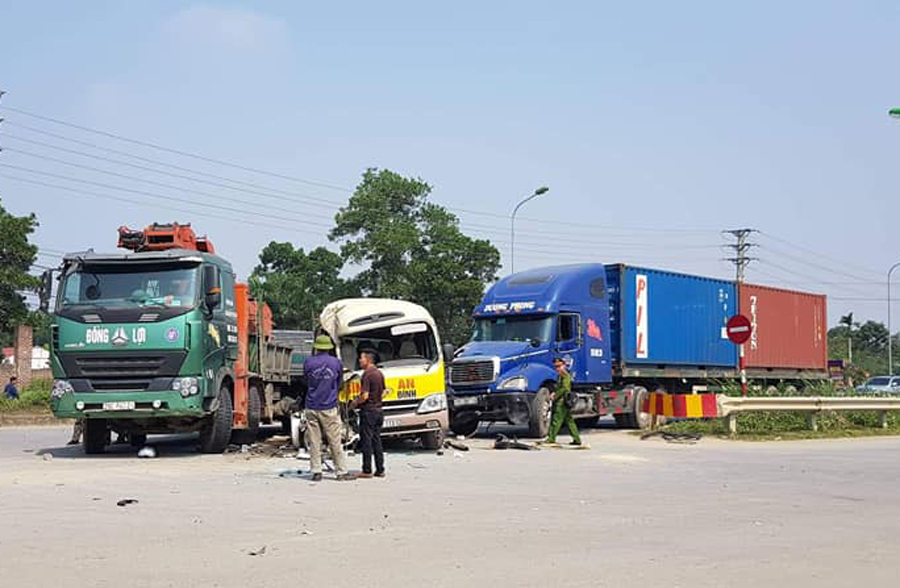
[83,419,110,455]
[232,384,261,445]
[527,387,552,438]
[199,385,233,453]
[421,428,445,451]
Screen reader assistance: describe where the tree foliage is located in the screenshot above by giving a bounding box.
[329,168,501,344]
[0,198,39,337]
[250,242,358,330]
[829,318,900,377]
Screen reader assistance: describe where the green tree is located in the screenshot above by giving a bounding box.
[26,310,53,348]
[250,242,358,330]
[329,168,501,344]
[829,318,900,377]
[0,199,39,338]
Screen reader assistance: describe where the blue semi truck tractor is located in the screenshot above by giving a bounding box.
[446,263,742,437]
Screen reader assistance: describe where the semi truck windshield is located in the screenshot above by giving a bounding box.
[472,316,552,344]
[60,265,200,309]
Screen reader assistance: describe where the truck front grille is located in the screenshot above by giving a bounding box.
[75,355,167,378]
[59,351,187,392]
[450,360,496,386]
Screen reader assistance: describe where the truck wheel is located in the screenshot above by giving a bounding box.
[628,387,660,430]
[421,428,445,451]
[232,384,261,445]
[83,419,110,455]
[527,387,552,438]
[450,415,479,437]
[128,433,147,448]
[199,385,233,454]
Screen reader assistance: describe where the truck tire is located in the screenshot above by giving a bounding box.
[232,384,261,445]
[199,385,233,454]
[450,416,479,438]
[83,419,110,455]
[628,387,660,430]
[527,387,552,438]
[421,428,445,451]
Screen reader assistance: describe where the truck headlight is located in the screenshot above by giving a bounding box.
[497,376,528,391]
[417,393,447,414]
[172,377,200,397]
[52,379,74,399]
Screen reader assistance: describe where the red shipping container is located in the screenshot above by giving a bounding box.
[739,283,827,370]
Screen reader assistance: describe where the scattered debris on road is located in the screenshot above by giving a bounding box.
[640,431,703,444]
[225,436,298,459]
[116,499,139,507]
[278,469,306,479]
[248,546,267,556]
[493,434,539,451]
[443,439,469,452]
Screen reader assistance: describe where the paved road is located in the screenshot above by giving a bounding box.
[1,424,898,587]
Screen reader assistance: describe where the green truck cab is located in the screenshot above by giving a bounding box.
[46,224,295,454]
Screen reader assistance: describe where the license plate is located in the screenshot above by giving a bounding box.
[454,395,479,407]
[383,419,401,429]
[102,401,136,411]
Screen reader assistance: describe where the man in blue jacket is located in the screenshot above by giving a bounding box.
[4,376,19,400]
[303,335,353,481]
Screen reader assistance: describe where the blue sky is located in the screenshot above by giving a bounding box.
[1,1,898,326]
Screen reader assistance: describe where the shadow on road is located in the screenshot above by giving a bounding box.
[468,415,621,441]
[37,432,203,460]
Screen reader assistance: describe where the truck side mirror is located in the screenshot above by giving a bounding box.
[38,270,54,313]
[203,265,222,311]
[442,343,456,361]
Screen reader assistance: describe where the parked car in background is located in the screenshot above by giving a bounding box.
[855,376,900,394]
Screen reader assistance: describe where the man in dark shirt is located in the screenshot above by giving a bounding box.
[350,350,385,478]
[4,376,19,400]
[303,335,352,481]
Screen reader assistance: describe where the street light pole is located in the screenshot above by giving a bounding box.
[888,109,900,374]
[889,262,900,376]
[510,186,549,274]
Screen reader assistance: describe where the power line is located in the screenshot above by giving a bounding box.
[1,113,718,234]
[0,142,725,250]
[2,105,352,193]
[0,162,334,226]
[0,133,345,211]
[0,147,339,224]
[758,240,878,285]
[0,173,302,234]
[758,230,883,277]
[7,173,691,264]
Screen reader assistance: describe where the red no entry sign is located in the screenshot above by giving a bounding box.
[726,314,752,345]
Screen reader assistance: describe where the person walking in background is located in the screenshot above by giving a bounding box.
[350,351,385,478]
[303,335,353,481]
[4,376,19,400]
[69,419,84,445]
[545,357,582,446]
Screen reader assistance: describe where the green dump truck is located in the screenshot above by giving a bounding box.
[42,223,298,454]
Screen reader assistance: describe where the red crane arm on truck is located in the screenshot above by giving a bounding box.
[118,222,215,254]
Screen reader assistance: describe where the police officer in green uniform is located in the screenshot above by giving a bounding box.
[545,357,582,446]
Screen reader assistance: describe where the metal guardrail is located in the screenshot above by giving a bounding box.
[717,396,900,434]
